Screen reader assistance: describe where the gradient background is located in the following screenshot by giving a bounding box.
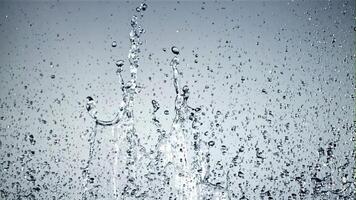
[0,0,354,199]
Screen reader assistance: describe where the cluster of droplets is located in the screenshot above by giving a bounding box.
[84,3,148,200]
[0,1,354,200]
[135,3,147,13]
[85,10,231,197]
[82,2,354,200]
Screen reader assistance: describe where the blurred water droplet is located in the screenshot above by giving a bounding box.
[115,60,124,73]
[86,96,97,119]
[115,60,124,67]
[152,100,160,113]
[141,3,147,11]
[112,41,117,47]
[171,46,180,55]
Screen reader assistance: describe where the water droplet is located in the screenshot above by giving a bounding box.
[115,59,124,67]
[141,3,147,11]
[164,110,169,115]
[182,85,189,92]
[208,141,215,147]
[89,177,94,183]
[29,134,36,145]
[86,96,98,119]
[112,41,117,47]
[171,46,180,55]
[86,96,93,102]
[152,100,160,113]
[131,15,138,27]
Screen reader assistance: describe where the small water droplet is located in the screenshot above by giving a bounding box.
[208,141,215,147]
[86,96,97,118]
[164,110,169,115]
[152,100,160,113]
[115,60,124,67]
[86,96,93,102]
[141,3,147,11]
[89,177,94,184]
[112,41,117,47]
[29,134,36,145]
[171,46,180,55]
[182,85,189,92]
[194,107,201,112]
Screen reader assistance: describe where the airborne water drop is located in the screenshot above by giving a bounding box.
[171,46,180,55]
[112,41,117,47]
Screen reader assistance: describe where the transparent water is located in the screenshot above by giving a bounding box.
[0,1,354,200]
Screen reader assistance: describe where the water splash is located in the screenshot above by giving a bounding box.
[0,1,353,199]
[83,2,352,200]
[84,3,231,199]
[84,4,147,199]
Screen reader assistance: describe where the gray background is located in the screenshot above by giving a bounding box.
[0,0,354,199]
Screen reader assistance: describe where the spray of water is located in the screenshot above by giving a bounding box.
[84,3,148,199]
[84,2,352,200]
[84,3,231,199]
